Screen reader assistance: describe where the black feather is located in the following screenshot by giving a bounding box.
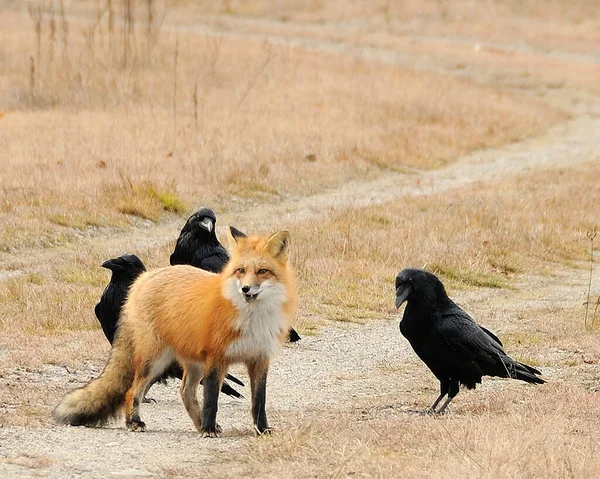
[170,208,228,273]
[395,268,544,414]
[95,254,146,344]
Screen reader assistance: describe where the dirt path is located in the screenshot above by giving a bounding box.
[1,13,599,281]
[1,13,600,479]
[1,113,598,281]
[1,264,593,478]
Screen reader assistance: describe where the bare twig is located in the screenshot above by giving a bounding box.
[28,1,46,64]
[172,31,179,153]
[237,41,276,109]
[58,0,68,65]
[193,81,199,125]
[439,422,484,470]
[122,0,133,67]
[207,35,223,85]
[29,55,36,97]
[585,227,598,328]
[107,0,114,55]
[146,0,153,56]
[48,9,55,64]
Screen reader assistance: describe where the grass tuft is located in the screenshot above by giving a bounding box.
[432,265,507,289]
[104,178,187,221]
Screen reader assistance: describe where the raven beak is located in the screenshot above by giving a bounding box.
[200,218,213,233]
[101,259,116,270]
[395,285,412,308]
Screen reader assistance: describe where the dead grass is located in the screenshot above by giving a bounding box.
[165,0,600,56]
[0,1,599,476]
[293,161,600,321]
[242,384,600,477]
[0,6,566,251]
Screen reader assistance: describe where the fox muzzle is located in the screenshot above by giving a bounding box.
[241,285,260,302]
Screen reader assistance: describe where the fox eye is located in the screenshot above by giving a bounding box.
[236,267,245,274]
[257,269,270,275]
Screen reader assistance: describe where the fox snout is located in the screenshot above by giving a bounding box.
[241,284,260,302]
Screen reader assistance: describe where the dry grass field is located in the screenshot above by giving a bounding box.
[1,1,599,477]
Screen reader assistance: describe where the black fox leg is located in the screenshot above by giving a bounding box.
[200,366,224,437]
[247,359,270,435]
[436,379,460,414]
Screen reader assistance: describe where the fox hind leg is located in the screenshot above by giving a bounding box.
[179,362,204,432]
[125,349,174,431]
[125,373,150,432]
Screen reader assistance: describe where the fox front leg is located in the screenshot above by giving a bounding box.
[247,359,271,435]
[200,367,224,438]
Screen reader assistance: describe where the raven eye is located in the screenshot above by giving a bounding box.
[236,267,245,274]
[257,269,269,275]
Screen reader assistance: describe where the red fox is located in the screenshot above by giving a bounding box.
[52,227,296,436]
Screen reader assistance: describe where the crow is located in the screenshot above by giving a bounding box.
[95,254,244,399]
[94,254,146,344]
[170,208,302,343]
[170,208,229,273]
[394,268,544,414]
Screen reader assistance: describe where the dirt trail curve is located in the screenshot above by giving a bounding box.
[0,112,598,280]
[1,14,599,279]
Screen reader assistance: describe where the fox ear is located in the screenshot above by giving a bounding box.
[227,225,247,246]
[229,226,247,240]
[265,229,290,260]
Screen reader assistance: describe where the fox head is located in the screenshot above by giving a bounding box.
[223,227,291,305]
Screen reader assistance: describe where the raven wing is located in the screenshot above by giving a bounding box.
[198,249,229,273]
[436,306,505,365]
[480,326,503,347]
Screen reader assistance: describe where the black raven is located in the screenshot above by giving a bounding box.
[95,254,243,399]
[170,208,229,273]
[94,254,146,344]
[170,208,302,343]
[395,268,544,414]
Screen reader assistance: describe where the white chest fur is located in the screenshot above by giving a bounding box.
[223,277,288,362]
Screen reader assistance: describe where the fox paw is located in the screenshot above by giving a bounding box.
[200,424,222,438]
[126,419,147,432]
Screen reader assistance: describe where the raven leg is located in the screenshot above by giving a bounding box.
[436,379,460,414]
[429,379,450,412]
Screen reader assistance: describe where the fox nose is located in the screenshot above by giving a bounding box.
[241,286,250,294]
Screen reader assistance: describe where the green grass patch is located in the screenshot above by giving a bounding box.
[103,177,187,221]
[25,273,45,285]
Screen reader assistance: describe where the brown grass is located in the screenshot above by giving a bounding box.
[293,161,600,322]
[1,1,599,477]
[0,7,566,251]
[241,384,600,477]
[165,0,600,56]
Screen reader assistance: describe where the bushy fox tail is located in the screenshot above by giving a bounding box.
[52,333,135,427]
